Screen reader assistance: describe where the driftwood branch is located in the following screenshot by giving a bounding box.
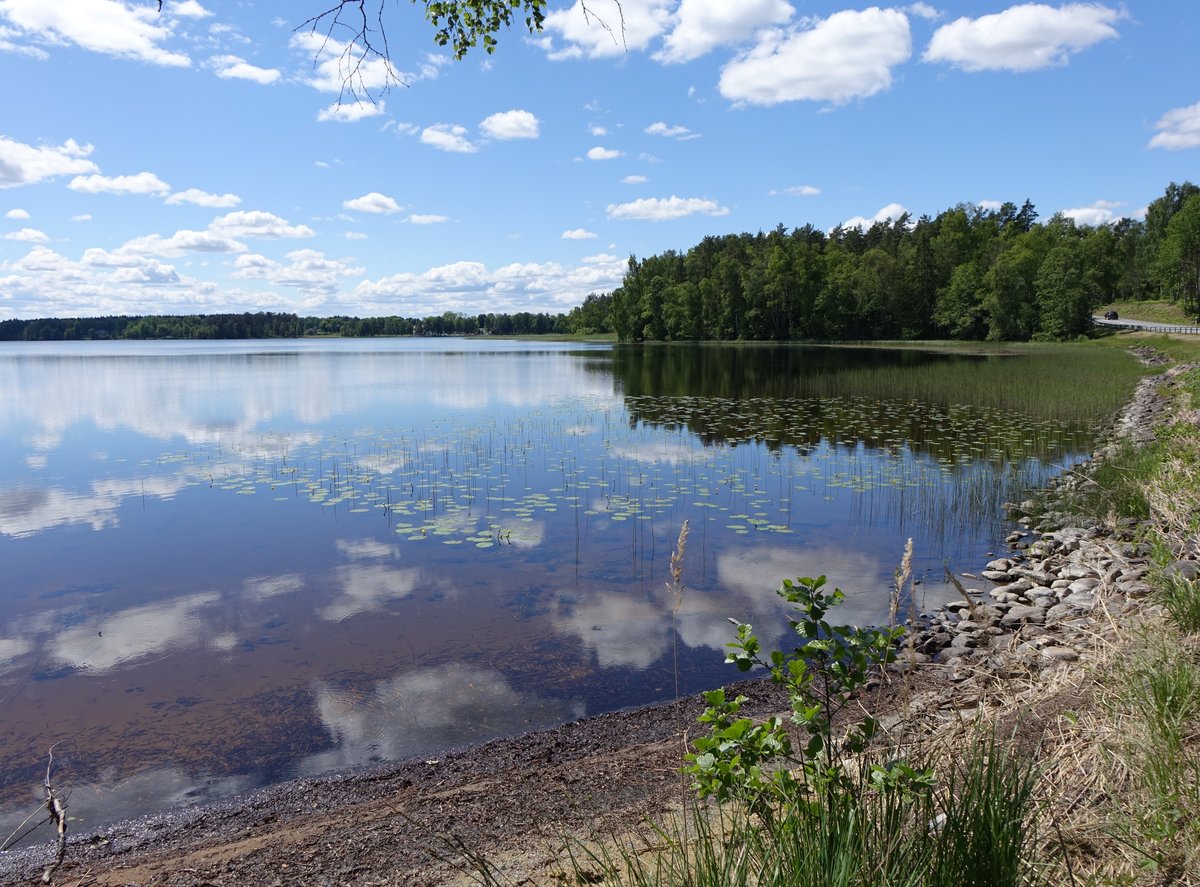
[41,746,68,885]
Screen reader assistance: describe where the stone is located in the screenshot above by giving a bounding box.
[1067,577,1101,595]
[982,569,1012,582]
[1164,560,1200,582]
[1044,603,1074,623]
[1001,604,1047,627]
[1060,591,1096,610]
[1041,646,1079,662]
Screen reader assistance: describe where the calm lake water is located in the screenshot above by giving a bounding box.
[0,339,1097,838]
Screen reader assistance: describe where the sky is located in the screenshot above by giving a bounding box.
[0,0,1198,320]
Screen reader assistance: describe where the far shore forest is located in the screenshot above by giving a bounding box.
[5,182,1199,344]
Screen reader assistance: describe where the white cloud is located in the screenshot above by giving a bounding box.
[209,54,281,84]
[289,31,400,94]
[1061,199,1122,226]
[114,229,248,257]
[840,202,909,230]
[562,228,598,239]
[344,231,367,240]
[924,3,1122,72]
[606,195,729,221]
[590,124,608,137]
[0,136,98,188]
[68,171,171,196]
[656,0,794,64]
[71,213,92,222]
[0,0,190,66]
[721,8,911,106]
[1148,101,1200,151]
[209,210,316,239]
[343,192,402,214]
[0,22,48,58]
[4,208,29,219]
[317,100,386,123]
[168,0,211,18]
[165,188,241,208]
[354,252,627,315]
[587,146,623,160]
[479,109,540,140]
[421,123,478,153]
[408,214,448,225]
[770,184,820,197]
[907,2,939,21]
[0,245,289,317]
[540,0,673,60]
[231,248,364,294]
[4,227,47,242]
[622,174,648,184]
[644,121,700,140]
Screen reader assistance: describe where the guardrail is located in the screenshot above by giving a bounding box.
[1091,318,1200,335]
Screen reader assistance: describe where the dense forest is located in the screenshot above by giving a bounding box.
[4,182,1197,344]
[603,181,1200,342]
[0,309,572,341]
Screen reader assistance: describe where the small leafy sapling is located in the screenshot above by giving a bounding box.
[686,575,913,806]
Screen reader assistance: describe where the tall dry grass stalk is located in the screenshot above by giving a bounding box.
[667,520,691,705]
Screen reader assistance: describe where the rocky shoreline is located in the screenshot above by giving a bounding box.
[887,354,1196,732]
[0,354,1186,886]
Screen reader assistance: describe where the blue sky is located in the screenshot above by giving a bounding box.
[1,1,1197,320]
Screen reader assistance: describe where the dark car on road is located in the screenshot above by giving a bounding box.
[1103,310,1119,320]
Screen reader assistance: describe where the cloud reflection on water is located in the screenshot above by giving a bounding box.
[303,663,584,774]
[49,591,221,672]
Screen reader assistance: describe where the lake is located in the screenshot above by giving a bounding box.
[0,338,1115,839]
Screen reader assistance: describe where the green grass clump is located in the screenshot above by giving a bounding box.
[565,735,1039,887]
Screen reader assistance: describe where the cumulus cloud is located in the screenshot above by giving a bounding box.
[562,228,598,239]
[4,227,47,242]
[165,188,241,208]
[1061,199,1123,226]
[343,192,402,214]
[168,0,211,18]
[587,146,623,160]
[0,0,190,66]
[770,184,820,197]
[4,208,29,219]
[421,123,478,153]
[924,3,1122,72]
[606,195,729,221]
[644,121,700,140]
[907,2,940,20]
[622,174,648,184]
[589,124,608,137]
[479,109,540,140]
[289,31,399,93]
[231,248,364,294]
[840,202,909,230]
[1148,101,1200,151]
[0,245,297,318]
[114,229,248,257]
[720,8,911,106]
[107,209,313,260]
[408,214,448,225]
[209,210,316,239]
[68,171,170,196]
[656,0,794,64]
[71,213,92,222]
[354,252,627,316]
[317,100,386,122]
[0,136,98,188]
[540,0,673,60]
[209,54,281,84]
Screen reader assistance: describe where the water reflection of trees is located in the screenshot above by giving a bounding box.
[609,344,1097,463]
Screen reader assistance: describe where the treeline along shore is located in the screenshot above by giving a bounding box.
[4,180,1198,345]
